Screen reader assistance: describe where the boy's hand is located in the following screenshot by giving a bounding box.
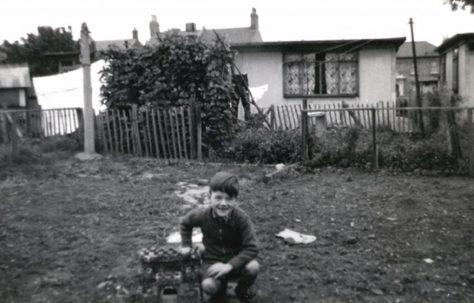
[179,247,191,256]
[207,263,233,279]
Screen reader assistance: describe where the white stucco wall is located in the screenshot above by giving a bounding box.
[234,46,398,109]
[358,47,397,103]
[234,49,283,109]
[459,44,473,107]
[441,44,474,107]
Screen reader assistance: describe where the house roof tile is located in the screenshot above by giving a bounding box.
[94,39,142,52]
[200,27,263,45]
[396,41,438,58]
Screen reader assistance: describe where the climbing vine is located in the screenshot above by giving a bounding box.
[100,32,239,151]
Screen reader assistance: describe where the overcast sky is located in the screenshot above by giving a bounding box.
[1,0,473,46]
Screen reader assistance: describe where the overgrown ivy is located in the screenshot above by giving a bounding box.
[100,32,239,151]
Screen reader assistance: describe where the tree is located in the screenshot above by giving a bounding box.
[100,32,240,151]
[0,26,79,76]
[448,0,474,13]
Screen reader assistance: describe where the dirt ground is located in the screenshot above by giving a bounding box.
[0,154,473,303]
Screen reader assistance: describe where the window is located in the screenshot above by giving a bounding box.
[430,61,439,75]
[440,56,446,82]
[283,52,358,97]
[452,48,459,94]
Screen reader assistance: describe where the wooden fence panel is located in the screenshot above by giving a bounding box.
[95,105,198,160]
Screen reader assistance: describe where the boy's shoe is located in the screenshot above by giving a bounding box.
[234,285,257,303]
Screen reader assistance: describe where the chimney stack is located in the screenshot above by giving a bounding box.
[132,28,138,40]
[250,8,258,30]
[149,15,160,38]
[186,23,196,32]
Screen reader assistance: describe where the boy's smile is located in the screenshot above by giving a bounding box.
[210,190,236,217]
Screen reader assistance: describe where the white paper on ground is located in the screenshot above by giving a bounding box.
[276,228,316,244]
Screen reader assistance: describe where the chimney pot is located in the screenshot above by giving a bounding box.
[132,28,138,40]
[150,15,160,38]
[186,23,196,32]
[251,8,258,30]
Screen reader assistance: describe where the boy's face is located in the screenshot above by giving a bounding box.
[209,190,236,217]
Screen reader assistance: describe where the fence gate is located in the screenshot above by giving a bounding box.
[96,104,201,160]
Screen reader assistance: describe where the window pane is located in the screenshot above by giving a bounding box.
[339,62,357,94]
[302,54,315,95]
[283,51,357,96]
[325,60,339,95]
[284,61,302,95]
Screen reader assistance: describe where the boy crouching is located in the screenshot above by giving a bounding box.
[180,171,259,302]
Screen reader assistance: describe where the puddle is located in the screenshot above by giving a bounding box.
[174,181,209,205]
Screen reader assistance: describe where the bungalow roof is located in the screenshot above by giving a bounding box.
[435,33,474,53]
[231,37,406,51]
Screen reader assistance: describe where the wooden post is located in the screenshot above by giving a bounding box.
[80,23,95,153]
[157,108,168,158]
[131,104,142,156]
[270,105,276,130]
[151,109,160,158]
[0,104,7,143]
[188,106,195,159]
[123,110,131,154]
[196,103,202,161]
[301,99,308,161]
[468,109,474,178]
[409,18,425,136]
[371,108,378,169]
[180,107,188,159]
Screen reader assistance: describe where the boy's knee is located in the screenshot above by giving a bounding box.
[244,260,260,276]
[201,278,220,295]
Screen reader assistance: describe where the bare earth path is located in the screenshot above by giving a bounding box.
[0,155,473,303]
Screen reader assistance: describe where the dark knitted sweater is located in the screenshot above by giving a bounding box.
[180,206,258,270]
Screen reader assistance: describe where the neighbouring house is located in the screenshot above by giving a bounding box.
[232,37,406,109]
[146,8,263,46]
[0,64,35,109]
[436,32,474,107]
[45,28,142,73]
[396,41,440,101]
[94,28,142,55]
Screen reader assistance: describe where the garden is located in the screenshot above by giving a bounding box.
[1,31,473,303]
[1,150,473,303]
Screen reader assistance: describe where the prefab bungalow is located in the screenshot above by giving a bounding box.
[232,37,406,109]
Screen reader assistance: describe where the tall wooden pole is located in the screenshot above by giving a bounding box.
[409,18,425,136]
[301,99,308,162]
[80,23,95,153]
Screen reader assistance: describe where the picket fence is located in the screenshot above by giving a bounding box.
[266,101,416,132]
[95,104,202,160]
[0,108,82,144]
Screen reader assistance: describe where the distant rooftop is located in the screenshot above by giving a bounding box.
[94,39,142,52]
[147,8,262,46]
[397,41,438,58]
[200,27,262,45]
[0,64,32,88]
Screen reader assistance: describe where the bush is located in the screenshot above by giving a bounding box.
[39,135,81,153]
[0,136,79,169]
[379,132,457,171]
[223,128,302,164]
[308,127,373,168]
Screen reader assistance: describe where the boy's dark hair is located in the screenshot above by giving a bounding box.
[209,171,239,198]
